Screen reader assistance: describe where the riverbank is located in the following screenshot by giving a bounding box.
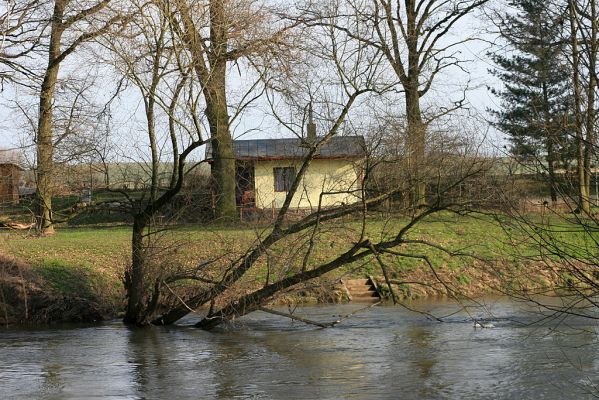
[0,213,592,325]
[0,254,110,325]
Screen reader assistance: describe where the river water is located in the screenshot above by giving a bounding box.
[1,298,599,399]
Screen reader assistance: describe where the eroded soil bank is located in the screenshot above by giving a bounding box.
[0,252,572,326]
[0,255,111,325]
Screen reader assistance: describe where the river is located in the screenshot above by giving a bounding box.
[1,298,598,399]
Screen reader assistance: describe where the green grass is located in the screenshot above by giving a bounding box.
[0,192,140,225]
[0,211,595,305]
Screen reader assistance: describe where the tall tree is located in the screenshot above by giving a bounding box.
[170,0,292,221]
[96,0,208,325]
[489,0,573,203]
[34,0,128,234]
[310,0,489,207]
[568,0,598,213]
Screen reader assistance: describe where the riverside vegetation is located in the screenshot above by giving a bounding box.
[1,203,595,326]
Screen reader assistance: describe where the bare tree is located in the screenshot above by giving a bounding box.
[0,0,44,86]
[139,15,493,330]
[301,0,489,207]
[34,0,130,234]
[567,0,598,214]
[96,0,211,325]
[165,0,296,220]
[493,0,599,325]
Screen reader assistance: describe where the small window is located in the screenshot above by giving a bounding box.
[274,167,296,192]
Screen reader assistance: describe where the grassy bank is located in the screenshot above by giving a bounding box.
[0,211,594,323]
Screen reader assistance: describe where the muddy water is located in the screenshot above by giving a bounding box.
[1,298,599,399]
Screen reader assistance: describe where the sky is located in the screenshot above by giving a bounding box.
[0,4,508,158]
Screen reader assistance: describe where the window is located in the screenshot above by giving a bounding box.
[274,167,296,192]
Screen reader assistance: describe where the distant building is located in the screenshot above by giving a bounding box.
[205,135,366,210]
[0,150,24,205]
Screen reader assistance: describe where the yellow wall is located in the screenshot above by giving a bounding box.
[253,159,362,209]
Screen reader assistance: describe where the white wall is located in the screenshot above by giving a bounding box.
[253,158,362,210]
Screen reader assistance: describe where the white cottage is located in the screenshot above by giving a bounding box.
[205,135,366,211]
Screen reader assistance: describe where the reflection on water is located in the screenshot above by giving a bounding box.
[1,298,599,399]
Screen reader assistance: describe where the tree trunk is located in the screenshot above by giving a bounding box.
[206,86,237,220]
[36,70,58,234]
[546,139,558,203]
[569,0,590,213]
[124,215,148,325]
[145,89,159,202]
[541,82,558,203]
[584,75,595,212]
[35,0,66,235]
[405,2,426,207]
[206,0,237,220]
[583,0,597,213]
[405,82,426,207]
[195,240,369,330]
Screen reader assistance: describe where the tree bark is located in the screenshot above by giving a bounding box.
[569,0,589,213]
[405,83,426,207]
[541,82,558,203]
[583,0,597,213]
[206,0,237,220]
[402,1,427,207]
[174,0,238,220]
[35,0,67,235]
[205,84,237,220]
[124,214,148,325]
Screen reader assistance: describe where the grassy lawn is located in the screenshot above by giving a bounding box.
[0,211,595,306]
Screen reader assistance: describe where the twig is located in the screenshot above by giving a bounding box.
[258,306,329,328]
[259,301,382,329]
[162,280,200,314]
[328,301,382,327]
[369,242,398,304]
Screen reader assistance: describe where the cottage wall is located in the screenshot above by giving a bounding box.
[0,164,21,205]
[253,159,362,209]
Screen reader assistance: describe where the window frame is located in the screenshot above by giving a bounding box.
[273,166,296,192]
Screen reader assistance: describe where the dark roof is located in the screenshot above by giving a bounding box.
[205,136,366,161]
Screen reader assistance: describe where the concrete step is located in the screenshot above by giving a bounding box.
[344,277,381,303]
[350,292,378,297]
[350,290,378,297]
[345,285,374,290]
[346,286,374,292]
[346,279,369,286]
